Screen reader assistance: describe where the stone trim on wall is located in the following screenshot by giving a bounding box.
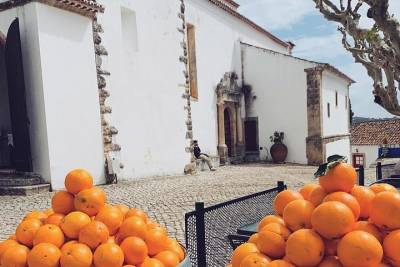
[177,0,195,163]
[0,0,104,17]
[305,66,324,165]
[322,134,351,144]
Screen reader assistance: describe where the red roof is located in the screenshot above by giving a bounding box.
[351,119,400,145]
[207,0,290,48]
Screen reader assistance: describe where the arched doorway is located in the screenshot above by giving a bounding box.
[0,19,32,171]
[224,108,232,157]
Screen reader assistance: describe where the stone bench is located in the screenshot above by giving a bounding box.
[195,155,220,171]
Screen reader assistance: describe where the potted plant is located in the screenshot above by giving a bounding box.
[269,131,288,163]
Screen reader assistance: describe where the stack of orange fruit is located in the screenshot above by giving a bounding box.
[0,169,185,267]
[228,161,400,267]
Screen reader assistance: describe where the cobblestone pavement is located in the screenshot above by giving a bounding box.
[0,163,375,243]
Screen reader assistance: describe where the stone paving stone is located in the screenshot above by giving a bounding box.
[0,163,376,243]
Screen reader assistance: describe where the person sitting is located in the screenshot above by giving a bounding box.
[193,140,216,171]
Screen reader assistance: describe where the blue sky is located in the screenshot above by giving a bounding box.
[235,0,400,118]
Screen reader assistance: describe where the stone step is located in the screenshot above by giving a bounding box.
[0,177,42,187]
[0,183,51,196]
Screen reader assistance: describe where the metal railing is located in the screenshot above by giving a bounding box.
[184,181,286,267]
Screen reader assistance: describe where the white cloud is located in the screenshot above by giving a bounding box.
[237,0,315,30]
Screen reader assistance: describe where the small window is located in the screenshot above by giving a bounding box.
[186,24,198,99]
[327,103,330,118]
[335,91,338,107]
[352,153,365,168]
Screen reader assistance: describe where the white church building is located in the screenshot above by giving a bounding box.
[0,0,353,190]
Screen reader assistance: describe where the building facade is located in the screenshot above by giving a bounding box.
[0,0,353,189]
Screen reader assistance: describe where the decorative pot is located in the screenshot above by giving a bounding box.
[270,143,288,163]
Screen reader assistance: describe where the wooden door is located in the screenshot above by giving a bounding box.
[5,18,32,172]
[245,119,258,152]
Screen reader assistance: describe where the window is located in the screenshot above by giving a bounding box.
[186,24,198,99]
[327,103,330,118]
[335,91,338,107]
[121,7,138,53]
[352,153,365,168]
[345,96,348,110]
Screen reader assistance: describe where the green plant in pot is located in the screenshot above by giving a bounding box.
[269,131,288,163]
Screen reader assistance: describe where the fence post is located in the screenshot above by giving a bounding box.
[277,181,285,192]
[195,202,206,267]
[358,166,365,186]
[377,162,382,181]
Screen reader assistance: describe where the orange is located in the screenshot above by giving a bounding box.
[283,199,314,231]
[0,240,19,261]
[273,190,303,216]
[318,256,343,267]
[260,223,291,240]
[166,239,185,261]
[239,252,270,267]
[370,191,400,230]
[140,257,165,267]
[95,205,124,235]
[258,215,285,231]
[299,183,320,200]
[15,218,42,247]
[115,204,130,217]
[65,169,93,194]
[1,244,29,267]
[60,240,78,254]
[286,229,324,266]
[309,185,328,207]
[323,192,361,220]
[45,213,65,226]
[7,234,16,240]
[33,224,65,248]
[74,187,106,216]
[350,186,375,219]
[44,208,54,216]
[119,216,147,240]
[231,243,259,267]
[79,220,110,250]
[267,260,295,267]
[125,208,148,222]
[383,229,400,265]
[60,243,92,267]
[93,243,124,267]
[319,162,356,193]
[120,236,148,265]
[51,191,75,215]
[337,230,383,267]
[23,211,47,223]
[60,211,91,239]
[248,233,259,244]
[145,228,169,256]
[256,230,285,258]
[353,221,383,243]
[311,201,355,239]
[27,243,61,267]
[370,183,398,194]
[154,250,180,267]
[324,238,339,256]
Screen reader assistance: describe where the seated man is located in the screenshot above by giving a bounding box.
[193,140,216,171]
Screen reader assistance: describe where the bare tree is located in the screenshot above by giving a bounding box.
[312,0,400,115]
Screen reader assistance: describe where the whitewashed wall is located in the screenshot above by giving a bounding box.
[321,71,350,137]
[97,0,189,179]
[0,3,52,182]
[325,138,350,161]
[351,145,379,167]
[242,44,316,164]
[185,0,289,156]
[34,4,104,189]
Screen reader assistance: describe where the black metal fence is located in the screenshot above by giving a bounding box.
[185,181,286,267]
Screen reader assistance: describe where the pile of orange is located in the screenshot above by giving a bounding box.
[228,162,400,267]
[0,169,185,267]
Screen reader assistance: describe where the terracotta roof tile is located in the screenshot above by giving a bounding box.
[351,119,400,145]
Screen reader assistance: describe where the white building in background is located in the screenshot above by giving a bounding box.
[0,0,353,190]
